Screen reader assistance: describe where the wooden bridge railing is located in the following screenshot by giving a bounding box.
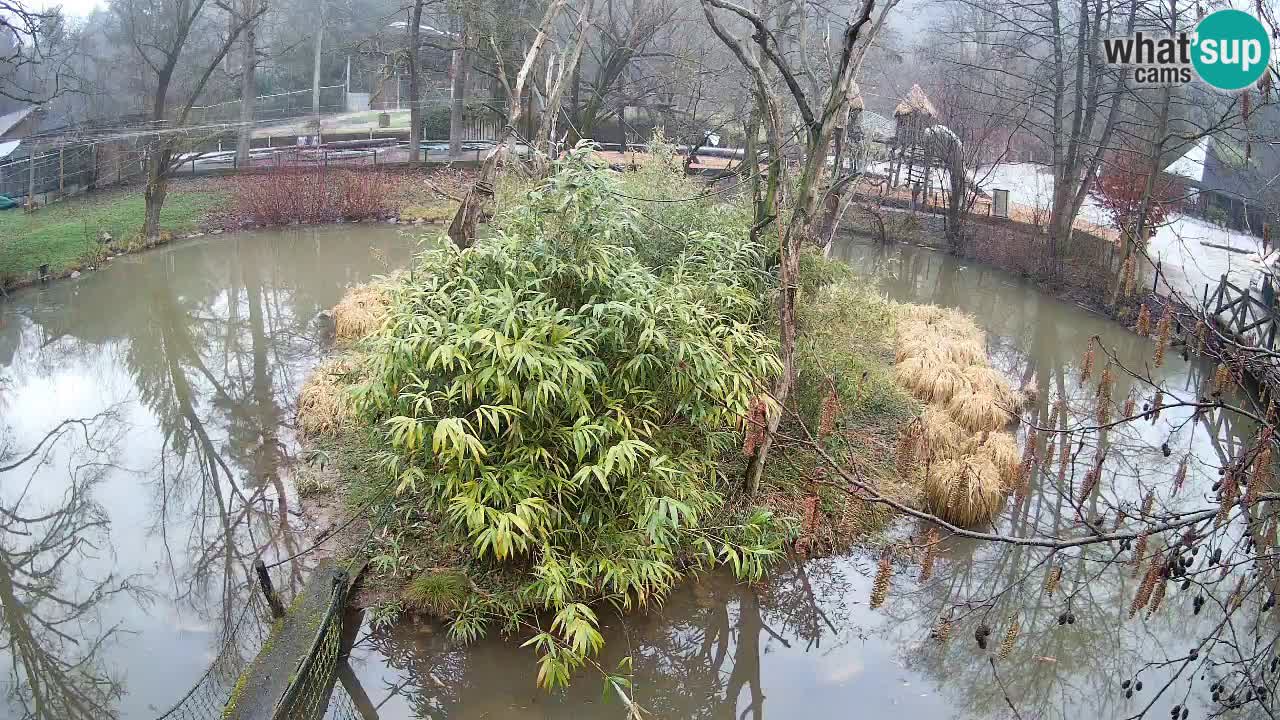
[1204,273,1280,350]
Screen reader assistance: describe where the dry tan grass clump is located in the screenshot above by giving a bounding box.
[894,358,970,404]
[297,357,361,435]
[333,282,392,343]
[922,456,1006,526]
[891,302,1022,527]
[946,390,1012,434]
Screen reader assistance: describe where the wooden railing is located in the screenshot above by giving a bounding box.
[1204,274,1280,350]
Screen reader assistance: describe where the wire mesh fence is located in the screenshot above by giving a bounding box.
[191,86,348,125]
[151,602,272,720]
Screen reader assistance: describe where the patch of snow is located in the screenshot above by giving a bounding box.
[0,139,19,160]
[1148,214,1265,300]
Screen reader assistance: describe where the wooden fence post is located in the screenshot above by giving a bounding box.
[58,147,65,198]
[255,559,286,618]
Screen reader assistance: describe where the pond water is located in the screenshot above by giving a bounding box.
[0,224,419,719]
[0,230,1268,720]
[340,239,1271,719]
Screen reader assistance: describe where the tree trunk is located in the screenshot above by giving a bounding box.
[407,0,424,162]
[446,0,568,248]
[236,3,257,167]
[534,0,593,171]
[143,148,170,240]
[448,28,469,157]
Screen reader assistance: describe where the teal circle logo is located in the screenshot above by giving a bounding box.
[1192,9,1271,91]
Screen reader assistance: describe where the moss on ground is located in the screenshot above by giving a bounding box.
[0,185,227,279]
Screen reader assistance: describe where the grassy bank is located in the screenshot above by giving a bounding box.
[0,168,462,288]
[0,185,226,280]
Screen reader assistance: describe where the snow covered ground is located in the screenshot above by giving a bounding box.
[862,159,1270,299]
[978,163,1268,301]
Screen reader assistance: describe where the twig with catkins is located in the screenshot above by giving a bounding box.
[743,395,767,457]
[1130,553,1162,618]
[870,547,893,609]
[819,378,841,440]
[1135,303,1152,336]
[1217,469,1238,528]
[919,527,939,582]
[1081,338,1096,384]
[1153,304,1173,367]
[1044,565,1063,597]
[998,614,1020,660]
[1173,455,1189,495]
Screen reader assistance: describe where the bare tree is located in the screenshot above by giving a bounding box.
[702,0,882,493]
[446,0,568,248]
[112,0,266,239]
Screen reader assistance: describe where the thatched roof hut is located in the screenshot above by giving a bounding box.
[894,84,937,119]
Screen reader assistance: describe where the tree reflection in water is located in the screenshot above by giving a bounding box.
[0,410,145,719]
[0,227,418,718]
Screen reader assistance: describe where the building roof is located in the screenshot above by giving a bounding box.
[0,139,19,160]
[1164,136,1208,182]
[0,105,35,138]
[1195,103,1280,200]
[861,110,894,141]
[894,84,937,118]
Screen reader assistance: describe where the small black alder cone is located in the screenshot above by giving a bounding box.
[975,623,991,650]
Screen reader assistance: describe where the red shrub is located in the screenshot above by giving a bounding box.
[233,168,398,225]
[1092,153,1181,240]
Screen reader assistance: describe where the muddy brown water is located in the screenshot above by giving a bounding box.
[0,231,1265,719]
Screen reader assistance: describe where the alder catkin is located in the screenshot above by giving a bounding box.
[1044,565,1063,597]
[870,548,893,609]
[920,528,939,582]
[1136,304,1152,336]
[1081,340,1096,384]
[998,615,1020,660]
[1154,305,1174,367]
[819,385,841,439]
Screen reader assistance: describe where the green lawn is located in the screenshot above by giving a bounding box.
[0,188,225,279]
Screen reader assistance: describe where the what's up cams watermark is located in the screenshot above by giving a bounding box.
[1102,8,1272,90]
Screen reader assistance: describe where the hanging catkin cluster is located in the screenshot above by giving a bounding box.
[1081,339,1096,383]
[1247,444,1271,507]
[1218,470,1238,528]
[1212,363,1232,395]
[1044,565,1063,597]
[870,549,893,609]
[1097,365,1114,426]
[920,528,940,582]
[743,396,767,457]
[1132,532,1150,571]
[1058,433,1072,484]
[1151,391,1164,420]
[1130,554,1162,618]
[1147,570,1168,615]
[1079,464,1100,502]
[896,420,921,478]
[1121,255,1138,297]
[1153,305,1174,367]
[819,384,841,439]
[1196,320,1208,351]
[931,613,954,644]
[1141,490,1155,517]
[1172,455,1189,495]
[998,615,1020,660]
[1136,304,1153,336]
[1124,394,1137,419]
